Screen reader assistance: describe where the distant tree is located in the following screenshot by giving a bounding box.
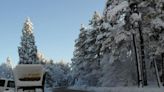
[0,57,13,79]
[36,52,47,64]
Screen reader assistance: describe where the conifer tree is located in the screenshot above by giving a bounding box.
[0,57,13,79]
[18,18,39,64]
[72,0,164,87]
[72,25,90,85]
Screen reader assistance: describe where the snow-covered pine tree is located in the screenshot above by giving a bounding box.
[83,11,102,86]
[45,60,71,87]
[72,0,138,87]
[37,52,47,64]
[72,0,164,87]
[0,57,13,79]
[98,0,138,87]
[71,25,89,86]
[125,0,164,86]
[124,0,148,86]
[72,11,103,86]
[18,18,39,64]
[149,0,164,86]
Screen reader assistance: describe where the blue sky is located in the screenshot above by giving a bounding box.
[0,0,105,66]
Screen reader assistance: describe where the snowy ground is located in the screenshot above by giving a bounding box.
[45,88,53,92]
[69,86,164,92]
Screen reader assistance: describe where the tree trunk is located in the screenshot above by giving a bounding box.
[153,55,162,87]
[132,33,142,87]
[161,53,164,86]
[129,2,147,87]
[138,21,147,86]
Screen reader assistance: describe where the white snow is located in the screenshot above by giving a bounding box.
[45,88,52,92]
[107,1,129,21]
[102,22,112,29]
[69,86,164,92]
[93,11,102,22]
[24,17,33,34]
[97,33,106,41]
[89,87,164,92]
[131,13,142,22]
[115,32,127,44]
[152,18,164,28]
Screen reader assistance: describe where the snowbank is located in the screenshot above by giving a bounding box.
[69,86,164,92]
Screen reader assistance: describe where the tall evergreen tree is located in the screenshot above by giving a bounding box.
[72,0,164,87]
[125,0,164,86]
[98,0,138,87]
[71,25,89,85]
[125,1,148,86]
[18,18,39,64]
[72,12,103,86]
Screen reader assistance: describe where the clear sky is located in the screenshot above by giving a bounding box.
[0,0,105,66]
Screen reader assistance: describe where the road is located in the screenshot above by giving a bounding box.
[53,88,89,92]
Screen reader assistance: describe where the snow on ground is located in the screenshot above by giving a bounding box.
[69,86,164,92]
[45,88,52,92]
